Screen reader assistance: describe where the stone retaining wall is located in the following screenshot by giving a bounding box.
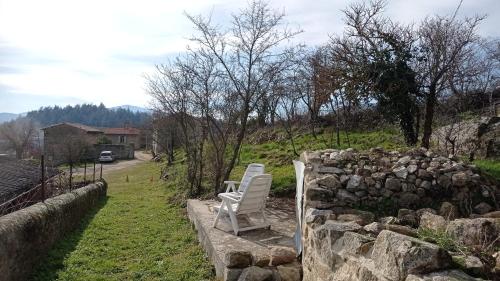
[0,181,107,281]
[300,148,500,280]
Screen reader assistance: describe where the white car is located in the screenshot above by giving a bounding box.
[99,151,115,162]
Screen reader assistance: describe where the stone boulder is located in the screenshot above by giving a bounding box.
[439,202,459,220]
[446,218,500,248]
[371,230,452,280]
[225,250,253,268]
[237,266,273,281]
[419,212,447,232]
[276,262,302,281]
[269,246,296,266]
[317,175,341,190]
[305,208,335,225]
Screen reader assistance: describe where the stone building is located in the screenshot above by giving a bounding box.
[103,127,141,149]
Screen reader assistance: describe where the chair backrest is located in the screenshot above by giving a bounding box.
[238,163,265,193]
[236,174,272,214]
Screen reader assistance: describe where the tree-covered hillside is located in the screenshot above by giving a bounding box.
[27,103,150,128]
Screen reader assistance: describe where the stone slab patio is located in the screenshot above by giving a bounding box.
[187,198,296,279]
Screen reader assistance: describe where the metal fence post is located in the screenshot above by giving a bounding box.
[84,162,87,183]
[41,155,45,201]
[69,163,73,190]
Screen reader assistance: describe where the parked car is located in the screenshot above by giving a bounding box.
[99,151,115,162]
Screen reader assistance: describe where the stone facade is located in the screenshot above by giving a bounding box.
[0,181,107,281]
[300,148,500,281]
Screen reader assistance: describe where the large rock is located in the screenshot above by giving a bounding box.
[398,209,418,227]
[237,266,273,281]
[277,262,302,281]
[393,166,409,179]
[371,230,452,281]
[364,222,384,235]
[317,175,341,189]
[336,189,360,205]
[225,250,253,268]
[337,213,373,226]
[269,246,296,266]
[439,202,459,220]
[399,193,421,210]
[451,172,469,187]
[347,175,366,191]
[331,231,375,257]
[305,187,334,202]
[473,202,493,215]
[305,208,334,225]
[385,178,401,191]
[446,218,500,248]
[419,212,447,232]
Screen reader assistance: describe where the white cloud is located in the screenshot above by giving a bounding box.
[0,0,498,113]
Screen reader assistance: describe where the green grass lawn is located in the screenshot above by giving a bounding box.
[32,161,214,281]
[474,159,500,180]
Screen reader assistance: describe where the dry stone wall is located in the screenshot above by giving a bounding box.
[0,181,107,281]
[300,148,500,281]
[301,147,499,215]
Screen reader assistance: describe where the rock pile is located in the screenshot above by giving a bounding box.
[302,205,500,280]
[302,147,499,215]
[301,148,500,280]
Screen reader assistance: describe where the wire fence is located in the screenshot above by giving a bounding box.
[0,156,105,217]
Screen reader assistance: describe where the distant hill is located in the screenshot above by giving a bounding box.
[0,113,19,123]
[111,105,151,113]
[26,103,151,128]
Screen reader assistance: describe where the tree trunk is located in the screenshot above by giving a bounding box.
[421,90,436,149]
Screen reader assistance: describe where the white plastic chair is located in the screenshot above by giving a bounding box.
[223,163,265,198]
[213,174,273,235]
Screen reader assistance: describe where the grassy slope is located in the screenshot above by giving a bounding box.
[231,128,407,195]
[32,161,214,281]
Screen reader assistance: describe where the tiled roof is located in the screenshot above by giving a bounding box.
[41,122,103,133]
[0,156,58,203]
[103,127,140,135]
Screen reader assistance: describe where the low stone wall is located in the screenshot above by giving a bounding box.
[301,147,499,215]
[0,181,107,281]
[300,148,500,280]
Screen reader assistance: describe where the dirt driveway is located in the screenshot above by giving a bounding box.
[73,151,152,177]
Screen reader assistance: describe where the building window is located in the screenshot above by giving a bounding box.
[119,135,126,143]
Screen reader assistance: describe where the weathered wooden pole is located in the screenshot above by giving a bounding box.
[41,155,45,201]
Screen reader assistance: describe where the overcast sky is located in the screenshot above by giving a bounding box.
[0,0,499,113]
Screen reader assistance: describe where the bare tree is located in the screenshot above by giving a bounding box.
[186,0,301,189]
[0,117,37,159]
[416,9,485,148]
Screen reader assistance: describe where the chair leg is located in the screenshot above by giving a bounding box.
[262,209,271,229]
[213,203,224,228]
[226,203,239,235]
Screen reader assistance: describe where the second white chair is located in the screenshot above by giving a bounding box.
[213,174,273,235]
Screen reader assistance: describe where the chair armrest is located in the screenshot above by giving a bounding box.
[218,193,241,203]
[224,181,240,184]
[224,181,240,193]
